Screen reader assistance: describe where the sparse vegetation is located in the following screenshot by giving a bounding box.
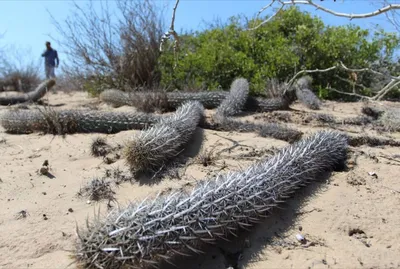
[90,137,112,157]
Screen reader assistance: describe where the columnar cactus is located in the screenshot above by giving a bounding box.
[75,130,348,269]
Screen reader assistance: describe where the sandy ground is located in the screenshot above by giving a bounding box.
[0,89,399,269]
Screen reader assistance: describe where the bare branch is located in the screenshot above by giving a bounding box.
[160,0,180,52]
[285,61,400,100]
[326,87,371,100]
[249,0,400,31]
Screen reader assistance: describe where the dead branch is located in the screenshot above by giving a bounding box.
[285,61,400,100]
[249,0,400,31]
[160,0,180,52]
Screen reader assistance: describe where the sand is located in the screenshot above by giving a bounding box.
[0,89,399,269]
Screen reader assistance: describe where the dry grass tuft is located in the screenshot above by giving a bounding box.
[90,137,112,157]
[196,148,218,167]
[77,178,116,202]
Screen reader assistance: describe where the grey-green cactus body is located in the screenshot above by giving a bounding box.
[0,79,55,105]
[124,101,204,174]
[76,130,348,269]
[1,109,161,134]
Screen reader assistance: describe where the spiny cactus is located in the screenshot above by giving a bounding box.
[166,91,229,110]
[257,122,303,142]
[208,77,302,142]
[100,89,169,113]
[0,79,55,105]
[347,135,400,147]
[101,88,228,111]
[75,130,348,269]
[100,88,290,113]
[124,101,204,175]
[377,107,400,132]
[0,108,161,134]
[361,103,400,132]
[206,116,302,143]
[216,78,249,117]
[295,76,321,110]
[244,96,291,112]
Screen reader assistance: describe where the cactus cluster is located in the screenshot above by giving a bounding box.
[0,79,55,105]
[75,130,348,269]
[124,101,204,175]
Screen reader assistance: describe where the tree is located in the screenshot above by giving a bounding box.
[50,0,165,94]
[158,7,400,100]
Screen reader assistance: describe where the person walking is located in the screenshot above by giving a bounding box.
[41,41,59,79]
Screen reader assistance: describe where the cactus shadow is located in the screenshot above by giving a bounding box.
[159,171,338,269]
[135,127,204,186]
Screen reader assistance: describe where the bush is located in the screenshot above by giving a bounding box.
[50,0,165,92]
[0,46,41,92]
[158,7,400,100]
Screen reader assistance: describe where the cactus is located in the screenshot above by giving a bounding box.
[75,130,348,269]
[257,122,303,142]
[208,77,302,142]
[216,78,249,117]
[244,96,291,112]
[377,107,400,132]
[100,89,290,113]
[361,103,400,132]
[166,91,229,110]
[294,76,321,110]
[0,108,161,134]
[100,88,228,111]
[124,101,204,174]
[206,116,302,143]
[0,79,55,105]
[347,135,400,147]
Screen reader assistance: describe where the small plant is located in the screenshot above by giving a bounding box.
[196,148,218,167]
[77,178,116,202]
[90,137,112,157]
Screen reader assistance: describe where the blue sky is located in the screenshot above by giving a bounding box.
[0,0,399,71]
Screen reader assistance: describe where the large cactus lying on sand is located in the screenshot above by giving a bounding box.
[0,79,55,105]
[100,88,291,112]
[75,130,348,269]
[0,109,161,134]
[124,101,204,174]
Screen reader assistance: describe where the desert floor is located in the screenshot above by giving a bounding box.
[0,89,399,269]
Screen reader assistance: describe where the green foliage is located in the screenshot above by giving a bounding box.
[158,7,400,100]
